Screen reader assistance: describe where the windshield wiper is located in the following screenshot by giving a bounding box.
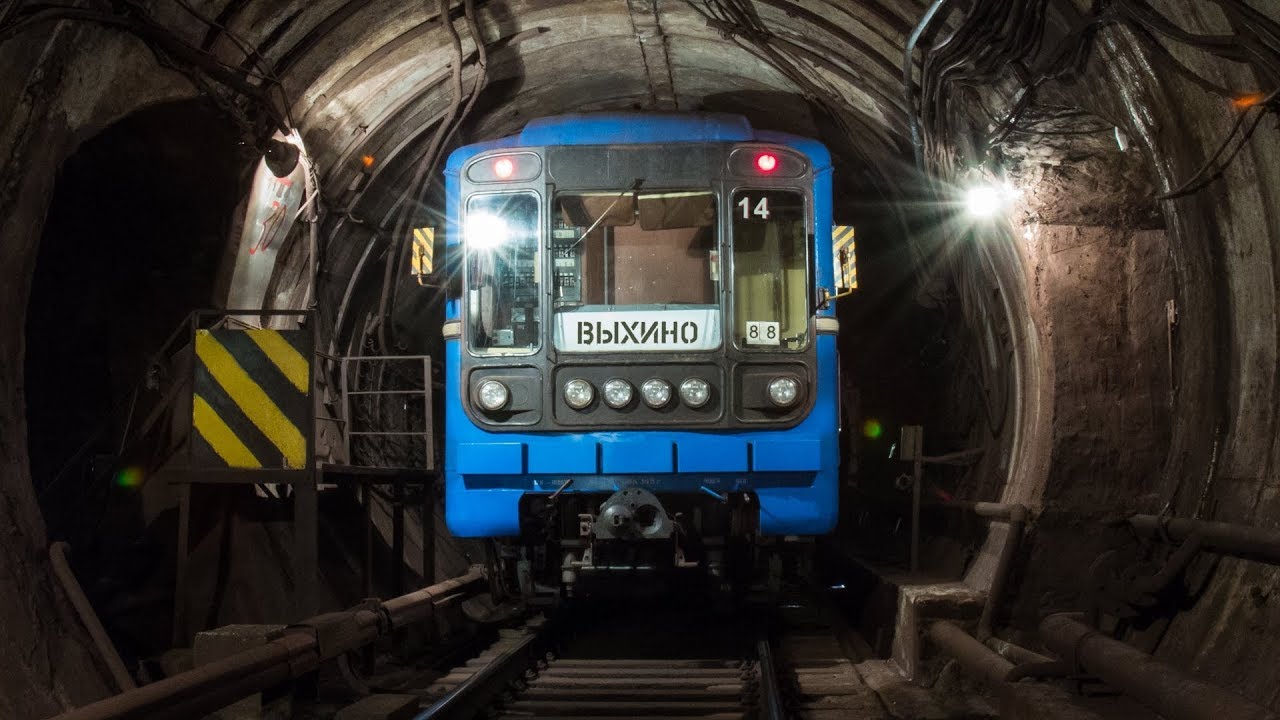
[569,178,644,249]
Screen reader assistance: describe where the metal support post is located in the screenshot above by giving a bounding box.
[295,468,318,618]
[901,425,924,572]
[422,481,435,585]
[173,482,191,646]
[362,480,374,598]
[392,478,405,596]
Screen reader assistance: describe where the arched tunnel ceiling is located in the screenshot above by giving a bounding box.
[201,0,922,219]
[4,0,1280,716]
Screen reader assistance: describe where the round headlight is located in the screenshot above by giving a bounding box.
[563,378,595,410]
[602,379,634,409]
[679,378,711,408]
[641,378,673,408]
[767,376,800,407]
[475,379,509,412]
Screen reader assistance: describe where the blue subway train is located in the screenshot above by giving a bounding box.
[441,113,843,593]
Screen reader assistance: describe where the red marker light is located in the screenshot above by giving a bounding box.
[755,152,779,173]
[493,157,515,179]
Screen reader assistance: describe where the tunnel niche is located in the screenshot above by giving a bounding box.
[25,98,249,661]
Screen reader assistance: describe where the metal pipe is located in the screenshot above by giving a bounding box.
[984,636,1054,666]
[49,567,487,720]
[928,621,1015,686]
[976,503,1027,640]
[1129,515,1280,564]
[383,565,487,627]
[927,500,1025,521]
[50,633,313,720]
[49,543,137,692]
[1039,613,1278,720]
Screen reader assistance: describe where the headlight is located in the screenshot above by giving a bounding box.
[678,378,711,408]
[641,378,673,408]
[475,379,509,412]
[563,378,595,410]
[767,376,800,407]
[602,379,634,409]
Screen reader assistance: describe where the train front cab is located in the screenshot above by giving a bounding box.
[440,114,838,593]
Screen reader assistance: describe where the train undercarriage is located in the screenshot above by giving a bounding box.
[495,487,811,601]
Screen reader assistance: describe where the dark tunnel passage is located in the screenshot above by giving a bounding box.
[1,0,1279,718]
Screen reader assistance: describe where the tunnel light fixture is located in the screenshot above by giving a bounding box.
[964,181,1020,219]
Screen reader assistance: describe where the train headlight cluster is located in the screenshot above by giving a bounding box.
[562,377,717,411]
[602,379,634,408]
[767,377,800,407]
[678,378,711,408]
[476,379,510,412]
[564,378,595,409]
[641,379,673,408]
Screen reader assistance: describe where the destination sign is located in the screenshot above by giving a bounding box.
[555,309,721,352]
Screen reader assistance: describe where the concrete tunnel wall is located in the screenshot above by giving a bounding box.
[0,0,1278,714]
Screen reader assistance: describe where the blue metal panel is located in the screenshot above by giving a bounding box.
[677,437,748,473]
[757,485,838,535]
[752,438,822,472]
[519,113,753,146]
[444,484,523,537]
[456,442,524,475]
[529,438,598,474]
[602,439,674,474]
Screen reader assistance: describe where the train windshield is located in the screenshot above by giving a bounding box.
[731,189,809,351]
[464,191,542,355]
[552,190,721,352]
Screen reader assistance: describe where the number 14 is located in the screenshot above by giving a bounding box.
[738,196,771,220]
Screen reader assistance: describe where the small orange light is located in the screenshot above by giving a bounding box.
[756,153,778,173]
[361,155,375,169]
[1234,92,1267,109]
[493,157,515,179]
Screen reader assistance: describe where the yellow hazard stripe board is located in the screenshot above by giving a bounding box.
[412,227,435,275]
[832,225,858,289]
[191,328,312,469]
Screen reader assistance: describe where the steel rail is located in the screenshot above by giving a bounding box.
[756,638,786,720]
[415,627,542,720]
[48,566,487,720]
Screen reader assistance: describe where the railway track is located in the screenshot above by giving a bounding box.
[321,583,996,719]
[416,601,784,720]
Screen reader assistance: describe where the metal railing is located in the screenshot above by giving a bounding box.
[339,354,436,471]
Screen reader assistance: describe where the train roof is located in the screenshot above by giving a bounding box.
[445,112,831,174]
